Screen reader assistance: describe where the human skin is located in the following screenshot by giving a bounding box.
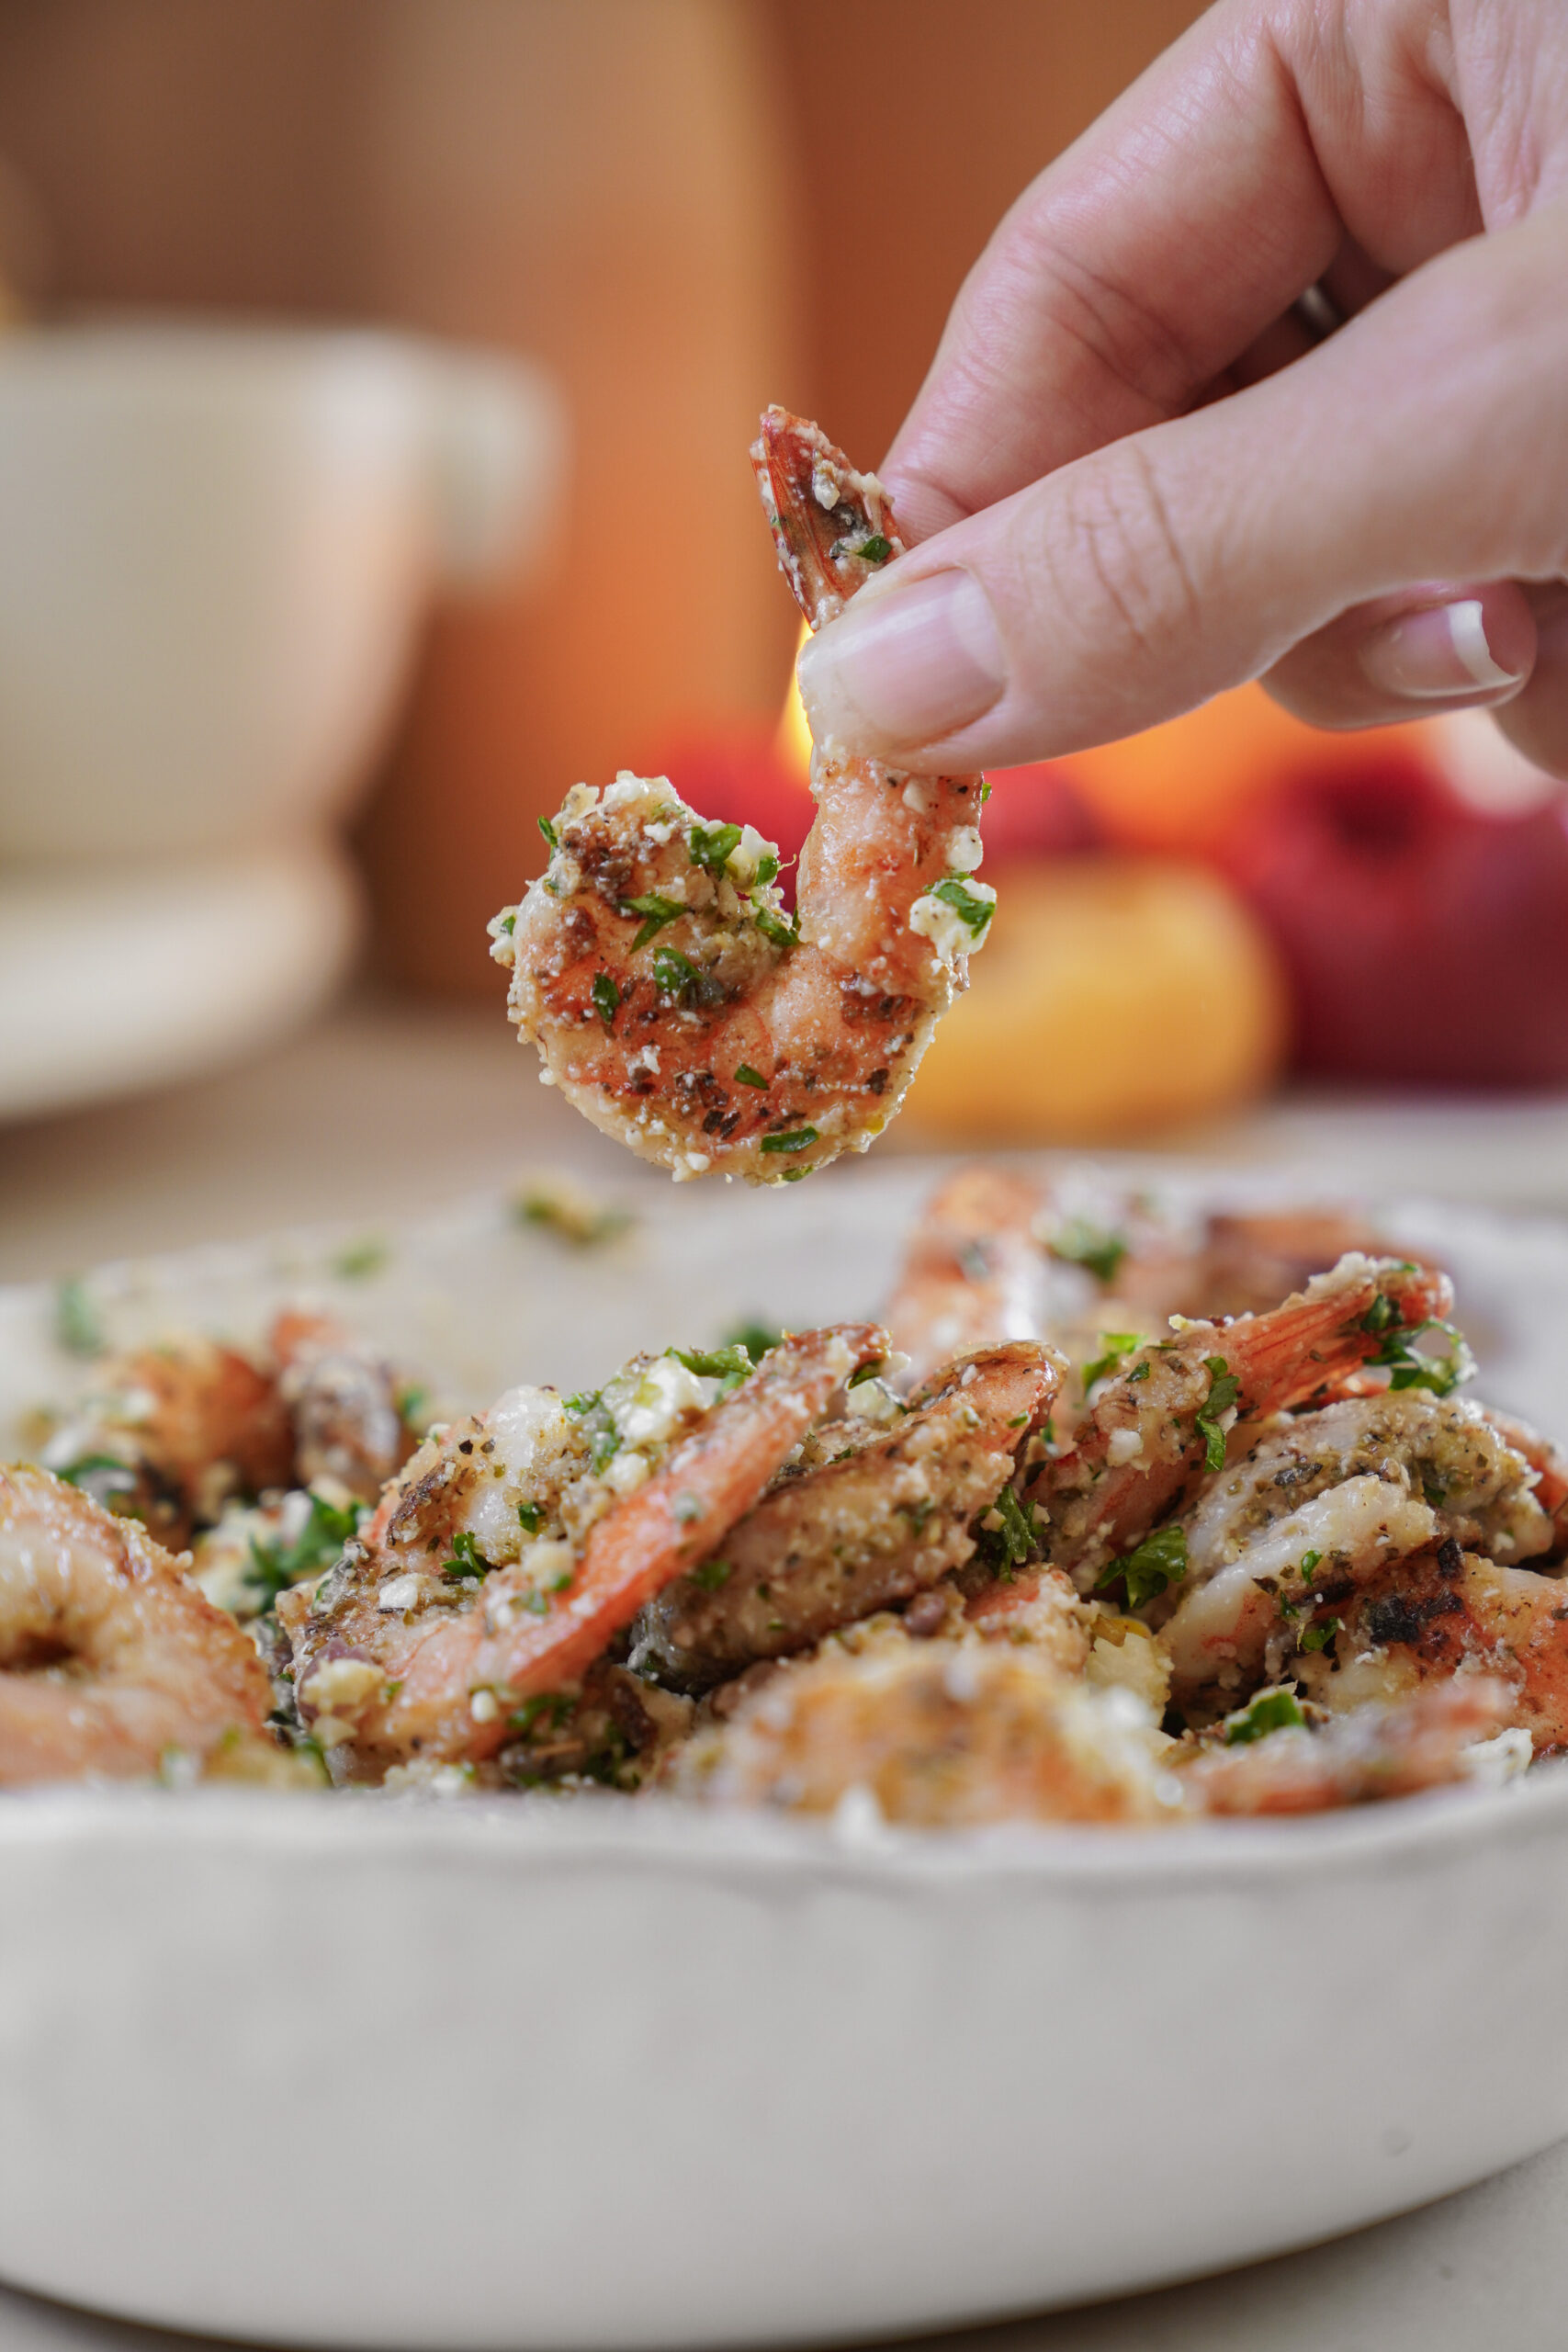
[795,0,1568,780]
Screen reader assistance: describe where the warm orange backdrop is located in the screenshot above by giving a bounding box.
[0,0,1207,988]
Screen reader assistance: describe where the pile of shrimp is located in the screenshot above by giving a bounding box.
[489,411,993,1185]
[6,1165,1567,1826]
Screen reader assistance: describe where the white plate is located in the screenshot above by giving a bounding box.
[0,839,359,1122]
[3,1162,1568,2349]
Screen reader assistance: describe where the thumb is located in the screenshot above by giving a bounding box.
[796,207,1568,773]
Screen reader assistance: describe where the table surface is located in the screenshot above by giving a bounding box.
[5,989,1567,2348]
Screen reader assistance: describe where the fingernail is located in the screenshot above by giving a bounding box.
[1359,598,1524,701]
[795,569,1006,755]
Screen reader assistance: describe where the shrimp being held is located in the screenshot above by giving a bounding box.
[491,413,992,1183]
[0,1464,275,1784]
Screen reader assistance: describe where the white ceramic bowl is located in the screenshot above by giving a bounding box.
[2,1166,1566,2346]
[0,321,565,859]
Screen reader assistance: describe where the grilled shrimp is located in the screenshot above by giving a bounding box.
[1024,1254,1456,1595]
[277,1326,885,1775]
[883,1168,1051,1382]
[1293,1539,1568,1754]
[674,1600,1179,1826]
[490,412,991,1183]
[632,1339,1060,1691]
[270,1309,420,1502]
[1161,1393,1553,1707]
[39,1335,294,1551]
[1179,1678,1516,1815]
[0,1464,274,1783]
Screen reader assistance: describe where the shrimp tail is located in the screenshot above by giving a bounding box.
[750,408,907,631]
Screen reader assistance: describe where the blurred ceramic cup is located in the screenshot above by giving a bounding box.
[0,319,566,858]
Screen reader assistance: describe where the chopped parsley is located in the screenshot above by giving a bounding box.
[668,1341,755,1395]
[652,944,726,1007]
[1095,1523,1187,1611]
[494,911,515,937]
[979,782,993,804]
[591,971,619,1028]
[617,892,682,951]
[331,1238,389,1282]
[1371,1317,1475,1397]
[439,1530,490,1584]
[688,1557,732,1591]
[55,1454,138,1512]
[537,814,558,852]
[761,1126,818,1154]
[1223,1688,1306,1746]
[1299,1549,1323,1575]
[1083,1333,1143,1391]
[928,875,996,936]
[1359,1292,1397,1336]
[513,1184,631,1247]
[753,903,799,949]
[509,1692,574,1740]
[688,820,743,875]
[248,1491,365,1605]
[753,851,781,888]
[847,1360,885,1388]
[1049,1219,1129,1284]
[733,1063,769,1089]
[564,1387,620,1473]
[54,1278,104,1358]
[517,1501,545,1535]
[726,1321,782,1361]
[1195,1356,1243,1473]
[980,1484,1040,1571]
[855,533,892,565]
[1298,1617,1339,1654]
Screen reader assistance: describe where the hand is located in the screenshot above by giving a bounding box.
[795,0,1568,779]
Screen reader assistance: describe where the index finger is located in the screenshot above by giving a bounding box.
[882,0,1478,540]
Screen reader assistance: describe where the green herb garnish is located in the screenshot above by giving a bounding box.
[688,820,743,875]
[1298,1618,1339,1654]
[1095,1523,1187,1611]
[760,1126,818,1154]
[688,1558,732,1591]
[591,971,619,1028]
[982,1484,1040,1571]
[331,1238,389,1282]
[54,1278,103,1358]
[1224,1688,1306,1745]
[652,944,725,1007]
[753,903,799,949]
[439,1531,490,1584]
[733,1063,769,1089]
[517,1501,545,1535]
[856,533,892,565]
[1195,1356,1243,1473]
[669,1342,754,1395]
[538,814,558,852]
[1083,1333,1143,1391]
[617,893,682,951]
[726,1321,782,1361]
[928,875,996,936]
[248,1491,365,1605]
[1299,1549,1323,1576]
[1049,1219,1129,1284]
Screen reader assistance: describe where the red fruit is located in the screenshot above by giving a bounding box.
[640,725,813,905]
[978,761,1103,864]
[1221,758,1568,1086]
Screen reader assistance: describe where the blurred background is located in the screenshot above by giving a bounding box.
[3,0,1567,1281]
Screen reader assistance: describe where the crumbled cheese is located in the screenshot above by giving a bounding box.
[946,826,984,873]
[1107,1427,1145,1467]
[902,781,932,816]
[378,1571,434,1613]
[909,892,976,966]
[618,1357,710,1448]
[726,823,777,886]
[604,1450,651,1497]
[469,1688,501,1724]
[299,1657,383,1716]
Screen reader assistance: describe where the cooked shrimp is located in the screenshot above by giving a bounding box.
[278,1325,885,1774]
[490,412,991,1183]
[676,1607,1179,1827]
[1179,1678,1516,1815]
[1477,1407,1568,1563]
[0,1464,274,1783]
[39,1335,294,1550]
[1295,1540,1568,1754]
[270,1309,419,1503]
[1022,1254,1456,1596]
[1162,1392,1552,1707]
[1197,1210,1433,1320]
[632,1339,1060,1691]
[883,1168,1051,1383]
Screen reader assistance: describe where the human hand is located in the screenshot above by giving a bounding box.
[795,0,1568,779]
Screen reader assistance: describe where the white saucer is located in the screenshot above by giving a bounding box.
[0,837,361,1121]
